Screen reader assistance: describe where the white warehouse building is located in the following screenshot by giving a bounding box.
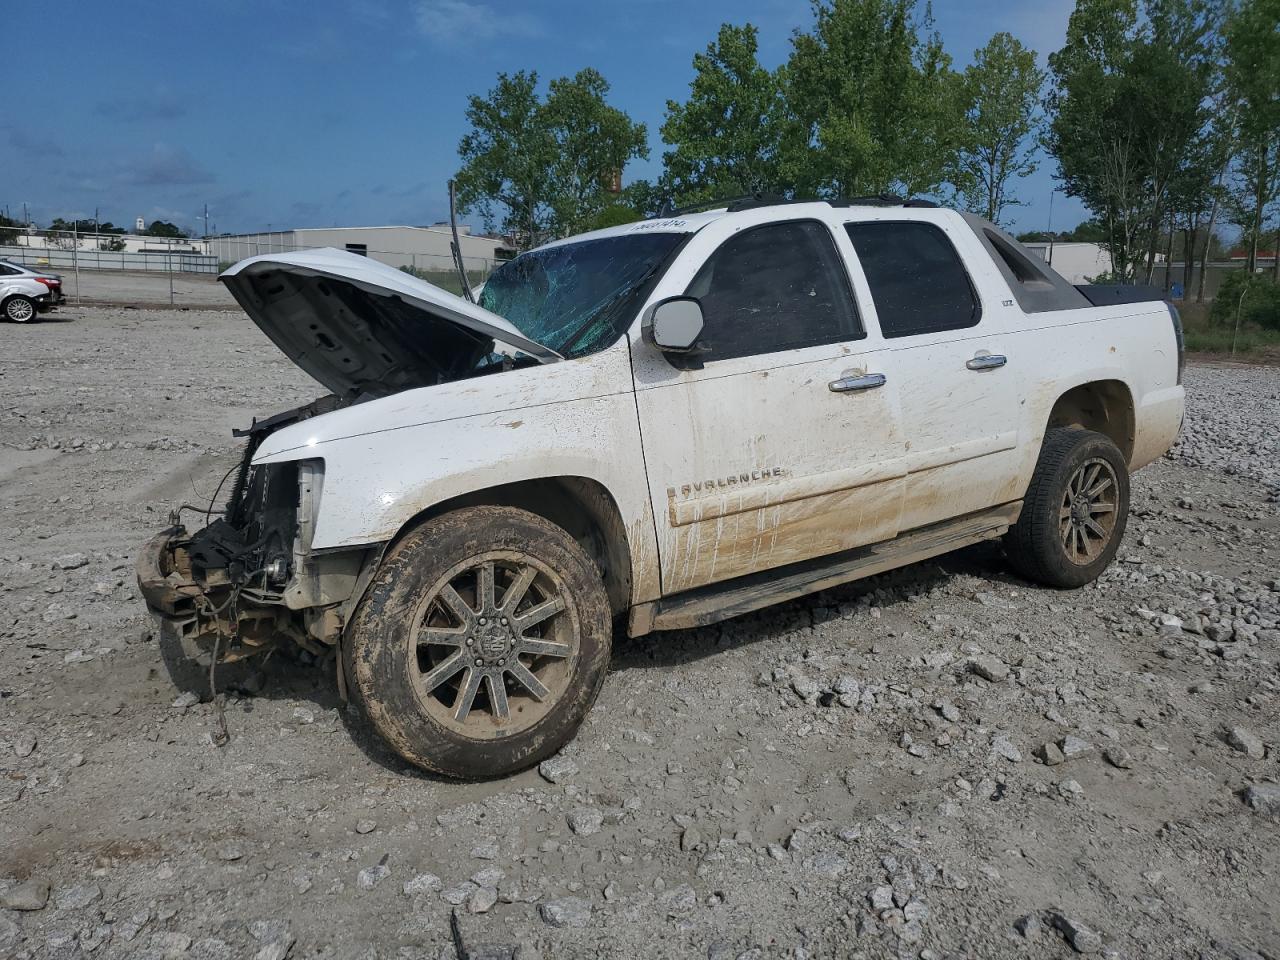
[1023,242,1112,285]
[208,224,514,274]
[1023,241,1165,285]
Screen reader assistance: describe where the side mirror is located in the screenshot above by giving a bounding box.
[646,297,705,353]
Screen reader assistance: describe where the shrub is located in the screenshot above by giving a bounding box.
[1210,271,1280,331]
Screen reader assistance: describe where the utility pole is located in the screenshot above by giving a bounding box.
[72,220,81,304]
[203,203,210,239]
[1046,191,1056,268]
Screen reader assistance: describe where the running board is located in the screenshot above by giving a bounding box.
[629,502,1021,636]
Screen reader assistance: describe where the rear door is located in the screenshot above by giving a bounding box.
[631,211,905,596]
[842,216,1022,532]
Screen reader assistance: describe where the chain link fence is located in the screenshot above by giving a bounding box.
[205,234,502,297]
[2,229,507,305]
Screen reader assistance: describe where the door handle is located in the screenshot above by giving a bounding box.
[966,353,1007,371]
[828,372,887,393]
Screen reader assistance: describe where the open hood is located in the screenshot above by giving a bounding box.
[220,248,560,398]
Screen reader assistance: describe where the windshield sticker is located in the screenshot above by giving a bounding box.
[630,218,688,232]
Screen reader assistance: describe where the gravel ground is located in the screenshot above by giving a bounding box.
[1,306,1278,960]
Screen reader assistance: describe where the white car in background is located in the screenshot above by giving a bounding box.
[0,258,64,321]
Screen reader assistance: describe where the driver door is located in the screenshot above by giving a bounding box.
[631,214,906,596]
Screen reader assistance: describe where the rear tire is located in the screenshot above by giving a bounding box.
[344,506,612,779]
[3,295,36,322]
[1005,428,1129,588]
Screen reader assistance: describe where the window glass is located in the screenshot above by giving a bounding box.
[480,233,683,359]
[686,220,860,361]
[984,228,1051,286]
[845,221,980,338]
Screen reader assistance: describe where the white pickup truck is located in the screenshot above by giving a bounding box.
[137,198,1185,778]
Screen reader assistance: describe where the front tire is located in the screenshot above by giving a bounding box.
[344,506,612,779]
[1005,428,1129,588]
[3,295,36,322]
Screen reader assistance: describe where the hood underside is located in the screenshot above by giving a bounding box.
[220,248,560,398]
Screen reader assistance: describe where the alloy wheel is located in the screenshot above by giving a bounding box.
[1059,457,1119,565]
[408,552,577,738]
[6,298,34,322]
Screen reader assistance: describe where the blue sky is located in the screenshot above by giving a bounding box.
[4,0,1087,236]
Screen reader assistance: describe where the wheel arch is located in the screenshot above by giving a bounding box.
[385,476,635,618]
[1044,379,1136,464]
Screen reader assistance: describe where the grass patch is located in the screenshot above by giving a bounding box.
[1178,300,1280,355]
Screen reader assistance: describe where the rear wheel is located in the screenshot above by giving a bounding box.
[3,295,36,322]
[344,506,612,779]
[1005,428,1129,588]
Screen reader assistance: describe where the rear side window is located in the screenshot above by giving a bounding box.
[845,221,981,338]
[686,220,861,361]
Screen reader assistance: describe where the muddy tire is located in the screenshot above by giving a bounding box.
[3,295,36,323]
[344,506,612,779]
[1005,428,1130,588]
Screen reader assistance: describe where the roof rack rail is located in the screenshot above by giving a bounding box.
[659,193,939,218]
[664,194,774,217]
[827,194,938,209]
[723,194,939,212]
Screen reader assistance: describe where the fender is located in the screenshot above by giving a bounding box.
[252,340,663,606]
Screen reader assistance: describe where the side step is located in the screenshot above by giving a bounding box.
[630,502,1021,636]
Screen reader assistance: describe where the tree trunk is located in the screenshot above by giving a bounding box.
[1248,162,1264,274]
[1105,209,1118,279]
[1273,226,1280,281]
[1182,222,1197,294]
[1143,187,1164,284]
[1197,192,1220,306]
[1162,214,1175,295]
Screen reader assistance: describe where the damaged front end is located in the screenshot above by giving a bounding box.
[137,402,371,670]
[137,246,564,674]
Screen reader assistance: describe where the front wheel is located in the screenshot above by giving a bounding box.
[1004,428,1130,588]
[3,295,36,322]
[344,506,612,779]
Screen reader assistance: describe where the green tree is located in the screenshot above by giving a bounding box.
[48,218,127,235]
[455,69,647,247]
[1223,0,1280,275]
[586,201,643,231]
[0,214,20,245]
[1133,0,1219,281]
[541,68,649,238]
[660,23,786,206]
[144,220,188,238]
[617,179,670,219]
[455,71,554,246]
[1065,219,1109,243]
[955,32,1044,224]
[1046,0,1219,282]
[783,0,966,198]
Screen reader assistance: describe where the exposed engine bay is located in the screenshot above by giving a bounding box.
[137,247,564,671]
[138,396,370,668]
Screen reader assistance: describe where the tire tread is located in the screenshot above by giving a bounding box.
[1005,427,1128,588]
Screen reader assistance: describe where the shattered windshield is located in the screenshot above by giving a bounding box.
[479,233,685,359]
